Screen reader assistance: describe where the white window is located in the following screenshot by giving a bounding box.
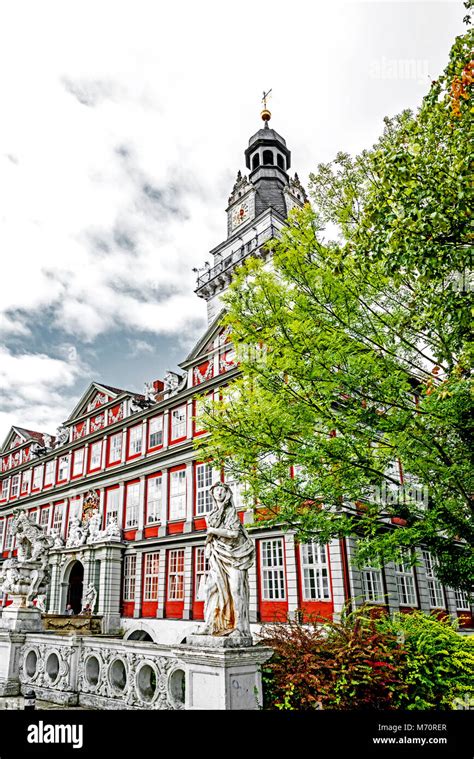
[148,417,163,449]
[362,563,385,603]
[21,469,32,492]
[109,432,122,463]
[123,555,137,601]
[169,469,186,520]
[72,449,84,476]
[0,519,5,551]
[395,550,418,606]
[125,482,140,528]
[195,463,213,515]
[52,503,65,534]
[171,405,186,441]
[33,465,43,489]
[44,460,56,485]
[4,518,14,550]
[168,549,185,601]
[454,589,471,611]
[260,539,286,601]
[39,507,50,533]
[128,425,143,456]
[301,542,331,601]
[1,478,9,500]
[29,510,39,524]
[105,489,120,525]
[422,550,444,608]
[58,455,69,481]
[10,475,20,498]
[193,396,209,435]
[195,546,209,601]
[146,476,162,524]
[89,441,102,470]
[143,552,160,601]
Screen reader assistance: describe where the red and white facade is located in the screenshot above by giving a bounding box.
[0,119,471,641]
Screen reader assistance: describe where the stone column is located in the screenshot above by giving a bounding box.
[284,533,299,619]
[96,543,124,634]
[328,539,346,617]
[182,545,193,621]
[248,548,258,624]
[156,548,167,620]
[135,476,146,540]
[0,631,27,696]
[158,468,168,538]
[133,551,144,619]
[184,461,194,534]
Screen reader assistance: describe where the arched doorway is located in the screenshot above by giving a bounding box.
[66,560,84,614]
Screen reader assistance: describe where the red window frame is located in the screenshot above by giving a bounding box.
[296,542,334,622]
[147,415,164,453]
[123,479,140,538]
[169,405,187,445]
[71,448,85,480]
[165,548,185,618]
[257,537,289,622]
[20,469,32,495]
[168,464,187,529]
[142,551,160,618]
[126,424,143,461]
[87,440,103,474]
[103,485,120,529]
[31,464,44,493]
[106,431,123,467]
[43,459,56,489]
[56,454,70,484]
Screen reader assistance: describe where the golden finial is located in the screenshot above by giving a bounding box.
[261,89,272,124]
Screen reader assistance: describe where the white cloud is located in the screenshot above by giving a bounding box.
[0,347,87,439]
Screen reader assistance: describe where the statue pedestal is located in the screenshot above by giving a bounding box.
[0,631,25,696]
[0,606,43,633]
[175,637,273,710]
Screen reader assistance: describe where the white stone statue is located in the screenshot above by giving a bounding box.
[35,593,47,612]
[12,509,53,563]
[202,483,254,641]
[144,381,156,402]
[50,528,64,548]
[0,511,52,608]
[84,583,97,613]
[105,517,121,540]
[42,434,53,450]
[66,518,88,548]
[55,425,69,447]
[86,511,102,544]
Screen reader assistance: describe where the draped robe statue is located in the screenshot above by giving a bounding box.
[202,483,254,640]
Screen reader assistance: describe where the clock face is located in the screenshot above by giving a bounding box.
[232,201,249,229]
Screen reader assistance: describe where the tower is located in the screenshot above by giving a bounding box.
[195,102,307,323]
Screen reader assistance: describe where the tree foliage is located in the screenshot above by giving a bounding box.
[197,29,473,591]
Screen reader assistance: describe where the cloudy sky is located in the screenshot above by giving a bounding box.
[0,0,466,443]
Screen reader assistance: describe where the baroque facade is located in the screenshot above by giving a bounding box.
[0,114,471,643]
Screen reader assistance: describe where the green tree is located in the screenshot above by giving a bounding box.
[197,28,473,591]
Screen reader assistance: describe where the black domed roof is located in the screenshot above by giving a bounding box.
[248,125,287,147]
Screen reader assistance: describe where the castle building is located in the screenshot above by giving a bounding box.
[0,111,471,643]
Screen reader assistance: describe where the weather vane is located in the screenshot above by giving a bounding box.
[261,89,272,123]
[262,89,272,109]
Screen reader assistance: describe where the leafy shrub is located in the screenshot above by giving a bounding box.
[260,607,474,710]
[378,610,474,710]
[260,606,407,710]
